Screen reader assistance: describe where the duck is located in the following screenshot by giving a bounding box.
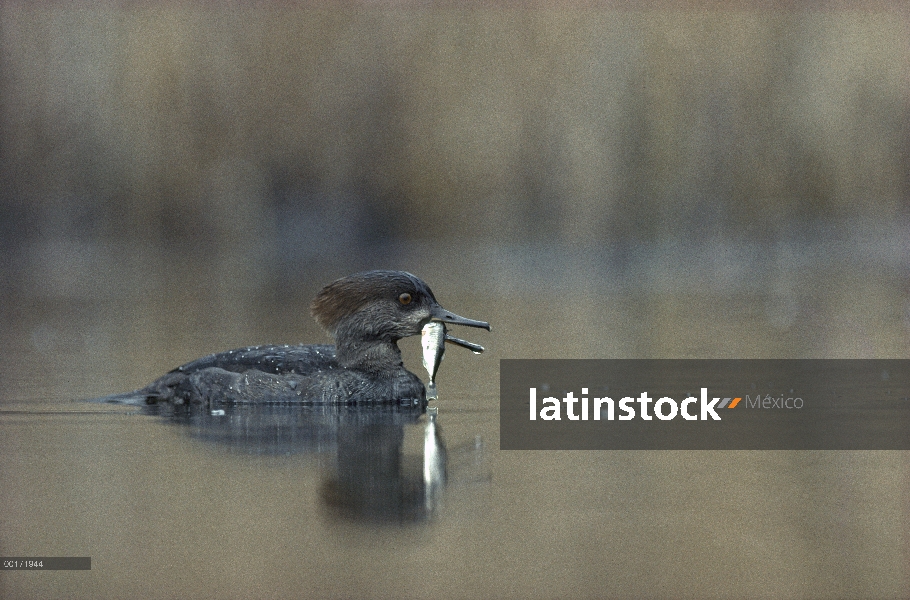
[95,270,490,406]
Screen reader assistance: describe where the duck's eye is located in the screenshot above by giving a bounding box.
[398,293,412,305]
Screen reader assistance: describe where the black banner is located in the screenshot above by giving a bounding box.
[500,360,910,450]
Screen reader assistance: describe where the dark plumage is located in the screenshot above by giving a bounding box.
[94,270,490,406]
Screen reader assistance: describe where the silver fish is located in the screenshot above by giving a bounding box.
[421,322,446,399]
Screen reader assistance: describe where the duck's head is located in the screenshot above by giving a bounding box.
[311,270,490,346]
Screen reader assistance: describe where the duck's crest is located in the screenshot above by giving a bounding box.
[310,270,434,331]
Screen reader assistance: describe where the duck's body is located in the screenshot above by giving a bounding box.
[125,343,426,405]
[96,271,489,406]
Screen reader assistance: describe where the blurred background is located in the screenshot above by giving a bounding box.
[2,7,910,382]
[2,7,910,600]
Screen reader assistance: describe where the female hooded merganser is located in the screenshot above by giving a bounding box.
[96,271,490,406]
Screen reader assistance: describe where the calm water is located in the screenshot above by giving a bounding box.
[1,259,909,599]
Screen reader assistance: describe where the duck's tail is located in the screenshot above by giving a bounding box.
[85,390,149,406]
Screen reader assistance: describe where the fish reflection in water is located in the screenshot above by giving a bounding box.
[144,401,457,523]
[423,406,445,514]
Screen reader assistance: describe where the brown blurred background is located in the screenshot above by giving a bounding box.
[1,7,909,393]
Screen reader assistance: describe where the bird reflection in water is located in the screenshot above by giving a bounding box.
[144,401,454,523]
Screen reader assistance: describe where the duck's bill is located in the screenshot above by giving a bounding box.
[445,334,484,354]
[430,306,491,331]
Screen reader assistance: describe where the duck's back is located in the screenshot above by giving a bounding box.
[174,343,338,377]
[97,343,425,406]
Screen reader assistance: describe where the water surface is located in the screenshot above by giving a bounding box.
[2,276,908,598]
